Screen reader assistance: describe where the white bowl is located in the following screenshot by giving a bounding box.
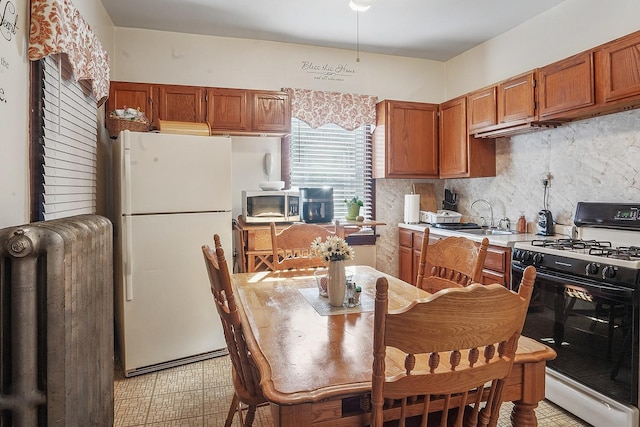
[259,181,285,191]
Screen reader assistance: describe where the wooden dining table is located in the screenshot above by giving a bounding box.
[231,265,556,426]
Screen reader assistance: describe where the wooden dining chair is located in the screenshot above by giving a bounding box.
[416,228,489,294]
[371,265,536,427]
[270,222,335,270]
[234,227,247,273]
[202,234,266,427]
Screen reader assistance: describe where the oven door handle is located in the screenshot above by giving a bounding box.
[512,263,636,301]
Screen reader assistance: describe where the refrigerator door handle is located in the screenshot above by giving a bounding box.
[123,215,134,301]
[123,145,132,215]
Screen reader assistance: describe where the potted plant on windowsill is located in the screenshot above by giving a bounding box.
[344,197,363,221]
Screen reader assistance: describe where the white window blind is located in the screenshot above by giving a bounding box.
[40,54,97,220]
[290,118,373,219]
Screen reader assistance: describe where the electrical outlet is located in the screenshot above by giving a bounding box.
[540,172,551,188]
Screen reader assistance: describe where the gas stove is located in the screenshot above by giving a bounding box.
[512,202,640,425]
[513,202,640,288]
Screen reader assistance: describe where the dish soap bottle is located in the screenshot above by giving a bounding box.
[517,212,527,233]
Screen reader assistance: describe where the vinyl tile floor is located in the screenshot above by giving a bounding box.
[114,355,592,427]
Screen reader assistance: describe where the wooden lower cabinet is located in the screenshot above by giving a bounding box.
[482,245,511,289]
[398,228,415,284]
[398,228,511,288]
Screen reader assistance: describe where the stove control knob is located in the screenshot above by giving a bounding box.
[520,251,532,262]
[586,263,600,275]
[513,249,526,261]
[532,253,544,265]
[602,265,617,279]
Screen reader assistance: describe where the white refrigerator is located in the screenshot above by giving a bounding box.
[113,130,231,377]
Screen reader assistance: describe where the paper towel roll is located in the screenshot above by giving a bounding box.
[404,194,420,224]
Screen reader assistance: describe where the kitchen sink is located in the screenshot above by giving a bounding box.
[459,228,517,236]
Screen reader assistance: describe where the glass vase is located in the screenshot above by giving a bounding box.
[327,260,346,307]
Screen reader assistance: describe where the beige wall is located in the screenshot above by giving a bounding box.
[111,28,445,104]
[1,0,29,228]
[0,0,115,229]
[445,0,640,99]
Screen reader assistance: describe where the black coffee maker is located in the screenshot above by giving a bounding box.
[300,187,334,223]
[536,210,554,236]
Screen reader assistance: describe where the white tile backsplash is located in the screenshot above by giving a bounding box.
[375,108,640,276]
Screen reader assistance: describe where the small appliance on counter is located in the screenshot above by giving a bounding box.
[419,210,462,224]
[536,175,554,235]
[300,187,334,223]
[536,209,554,235]
[443,188,458,211]
[242,189,300,223]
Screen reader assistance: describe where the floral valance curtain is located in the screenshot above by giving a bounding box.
[284,88,378,131]
[28,0,110,104]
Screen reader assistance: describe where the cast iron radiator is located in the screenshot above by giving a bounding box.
[0,215,114,426]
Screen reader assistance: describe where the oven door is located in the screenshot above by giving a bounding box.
[512,262,638,408]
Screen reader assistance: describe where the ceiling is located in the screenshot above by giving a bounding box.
[100,0,568,61]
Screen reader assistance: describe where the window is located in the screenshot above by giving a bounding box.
[31,54,98,221]
[289,118,373,219]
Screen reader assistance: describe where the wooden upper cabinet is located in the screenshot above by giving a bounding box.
[107,81,154,124]
[538,51,595,120]
[467,71,537,137]
[467,87,497,132]
[439,97,469,177]
[250,90,291,133]
[595,30,640,106]
[439,96,495,179]
[373,100,439,179]
[498,71,536,125]
[206,88,248,131]
[157,85,204,123]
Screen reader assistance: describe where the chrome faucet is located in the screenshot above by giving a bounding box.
[471,199,495,228]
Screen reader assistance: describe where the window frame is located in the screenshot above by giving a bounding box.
[285,118,375,221]
[30,54,98,221]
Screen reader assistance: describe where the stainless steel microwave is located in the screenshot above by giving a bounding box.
[242,190,300,223]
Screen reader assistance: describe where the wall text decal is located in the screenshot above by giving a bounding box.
[301,61,356,82]
[1,0,18,42]
[1,53,9,104]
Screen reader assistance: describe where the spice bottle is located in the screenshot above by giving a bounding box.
[517,213,527,233]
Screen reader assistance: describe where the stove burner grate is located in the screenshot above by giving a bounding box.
[531,238,612,251]
[589,246,640,261]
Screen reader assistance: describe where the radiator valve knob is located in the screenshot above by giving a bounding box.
[7,230,34,258]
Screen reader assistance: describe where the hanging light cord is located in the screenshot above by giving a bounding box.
[356,11,360,62]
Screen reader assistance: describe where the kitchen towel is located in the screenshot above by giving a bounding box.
[404,194,420,224]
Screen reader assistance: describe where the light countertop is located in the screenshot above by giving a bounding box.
[398,222,542,248]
